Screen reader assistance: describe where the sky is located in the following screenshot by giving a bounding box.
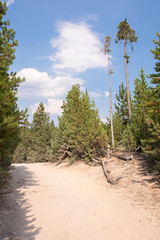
[3,0,160,125]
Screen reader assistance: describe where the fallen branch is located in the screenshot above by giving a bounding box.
[133,146,141,152]
[101,160,114,184]
[111,153,133,161]
[92,158,123,184]
[92,158,101,165]
[55,151,69,166]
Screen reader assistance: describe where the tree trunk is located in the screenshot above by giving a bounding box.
[107,51,114,147]
[124,39,132,125]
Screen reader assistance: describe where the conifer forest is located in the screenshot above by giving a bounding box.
[0,1,160,188]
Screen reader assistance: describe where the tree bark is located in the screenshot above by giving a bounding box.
[55,151,68,166]
[101,160,114,184]
[124,39,132,125]
[107,51,114,147]
[111,153,133,161]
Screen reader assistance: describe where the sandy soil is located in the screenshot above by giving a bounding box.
[0,159,160,240]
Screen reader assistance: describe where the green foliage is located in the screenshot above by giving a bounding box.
[147,32,160,122]
[52,85,108,162]
[103,35,111,54]
[0,1,27,168]
[0,166,10,189]
[114,82,128,126]
[51,127,63,156]
[13,103,54,163]
[141,33,160,166]
[123,124,136,152]
[132,67,149,144]
[106,111,123,147]
[141,120,160,163]
[115,18,138,45]
[32,102,50,131]
[115,18,137,63]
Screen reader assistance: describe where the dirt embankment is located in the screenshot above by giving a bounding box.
[0,158,160,240]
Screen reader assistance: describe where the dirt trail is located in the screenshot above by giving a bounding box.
[0,162,160,240]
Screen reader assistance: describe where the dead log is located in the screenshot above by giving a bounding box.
[111,153,133,161]
[94,157,103,162]
[92,158,126,184]
[55,151,69,166]
[133,146,141,152]
[93,158,115,184]
[92,158,102,165]
[101,160,114,184]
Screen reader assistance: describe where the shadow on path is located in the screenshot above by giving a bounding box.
[0,165,41,240]
[134,154,160,189]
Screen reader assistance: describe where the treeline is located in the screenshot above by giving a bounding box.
[13,27,160,168]
[13,86,108,163]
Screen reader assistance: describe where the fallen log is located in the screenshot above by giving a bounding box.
[111,153,133,161]
[93,158,126,184]
[101,160,114,184]
[55,151,69,166]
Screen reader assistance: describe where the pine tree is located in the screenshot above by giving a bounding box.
[29,103,53,162]
[13,103,55,163]
[54,85,108,162]
[123,124,136,152]
[133,67,149,145]
[142,33,160,164]
[147,32,160,122]
[0,1,27,168]
[12,121,31,163]
[115,18,138,125]
[114,82,128,127]
[102,36,114,147]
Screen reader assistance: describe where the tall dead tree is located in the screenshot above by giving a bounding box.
[103,36,114,147]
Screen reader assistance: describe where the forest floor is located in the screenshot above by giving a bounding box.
[0,155,160,240]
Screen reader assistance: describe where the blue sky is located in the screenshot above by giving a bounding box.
[4,0,160,124]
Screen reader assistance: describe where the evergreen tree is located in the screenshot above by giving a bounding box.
[147,32,160,122]
[12,121,31,163]
[142,33,160,164]
[115,18,138,125]
[29,103,53,162]
[53,85,108,162]
[114,82,128,127]
[0,1,27,168]
[133,67,149,144]
[123,124,136,152]
[13,103,54,163]
[32,102,50,131]
[102,36,114,147]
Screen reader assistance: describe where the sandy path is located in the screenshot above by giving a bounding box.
[0,162,160,240]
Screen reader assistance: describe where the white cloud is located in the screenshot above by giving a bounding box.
[17,68,84,99]
[31,99,63,116]
[101,118,107,124]
[17,20,110,118]
[49,21,107,74]
[105,91,110,97]
[89,91,102,99]
[45,99,63,115]
[6,0,15,6]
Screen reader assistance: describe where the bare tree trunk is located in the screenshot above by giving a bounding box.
[107,52,114,147]
[124,39,132,125]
